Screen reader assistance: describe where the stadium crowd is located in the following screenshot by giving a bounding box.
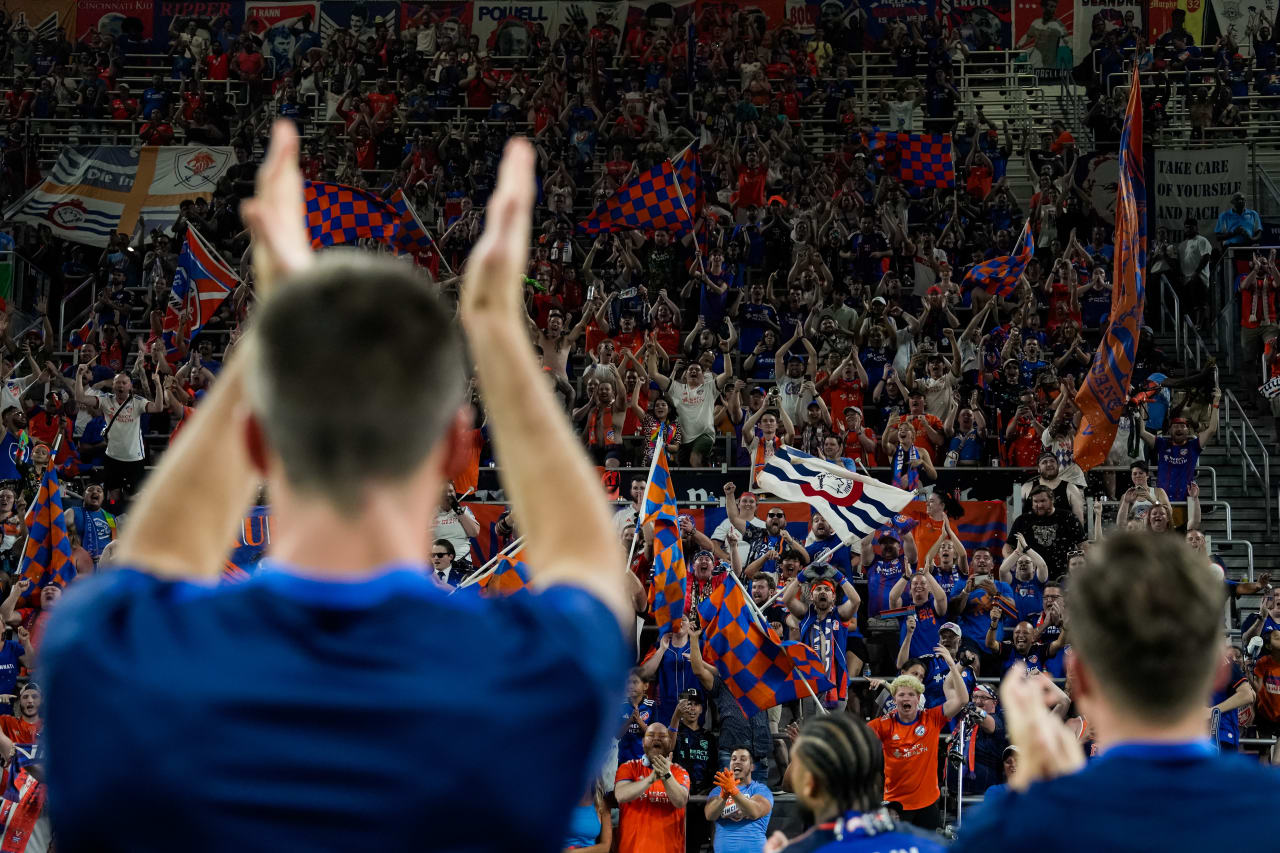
[0,3,1277,852]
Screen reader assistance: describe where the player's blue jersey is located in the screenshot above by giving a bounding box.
[42,564,628,853]
[953,741,1280,853]
[784,809,947,853]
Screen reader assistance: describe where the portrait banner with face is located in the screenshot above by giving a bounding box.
[1074,150,1119,224]
[1152,146,1247,233]
[1012,0,1073,63]
[939,0,1012,50]
[319,0,400,50]
[1072,0,1140,60]
[244,0,320,60]
[622,0,693,63]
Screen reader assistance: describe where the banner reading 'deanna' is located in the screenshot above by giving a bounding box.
[7,145,234,247]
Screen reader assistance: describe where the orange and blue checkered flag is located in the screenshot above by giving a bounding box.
[1074,64,1147,472]
[963,220,1035,298]
[642,441,686,636]
[19,467,76,591]
[579,144,701,235]
[480,549,531,597]
[304,181,401,248]
[867,131,955,188]
[696,577,835,717]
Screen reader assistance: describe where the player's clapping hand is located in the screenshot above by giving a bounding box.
[240,120,313,295]
[461,138,535,325]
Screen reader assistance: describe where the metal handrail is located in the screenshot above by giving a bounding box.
[57,273,96,350]
[1210,538,1256,582]
[1182,314,1212,370]
[1223,387,1273,538]
[1160,274,1181,355]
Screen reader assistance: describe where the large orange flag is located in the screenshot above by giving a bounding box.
[1073,65,1147,471]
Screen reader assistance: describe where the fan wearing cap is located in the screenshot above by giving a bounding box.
[840,407,878,468]
[981,744,1019,801]
[1138,395,1219,502]
[772,327,817,424]
[0,681,41,744]
[783,564,860,714]
[862,530,916,619]
[882,384,945,461]
[670,689,715,795]
[1019,451,1084,525]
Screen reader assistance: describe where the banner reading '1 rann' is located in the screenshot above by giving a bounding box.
[1153,147,1248,232]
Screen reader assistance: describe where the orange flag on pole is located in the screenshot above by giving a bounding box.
[1073,65,1147,471]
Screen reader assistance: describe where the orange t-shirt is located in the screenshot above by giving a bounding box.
[0,716,39,744]
[909,514,946,564]
[1253,657,1280,723]
[868,705,948,809]
[615,759,690,853]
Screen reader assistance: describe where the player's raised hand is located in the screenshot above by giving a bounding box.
[240,120,313,297]
[461,138,535,326]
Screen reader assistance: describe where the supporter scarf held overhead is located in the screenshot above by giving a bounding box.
[1073,65,1147,472]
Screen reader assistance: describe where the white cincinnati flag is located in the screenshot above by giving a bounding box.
[756,446,915,542]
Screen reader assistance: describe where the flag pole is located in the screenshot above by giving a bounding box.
[455,536,526,591]
[726,570,829,715]
[401,190,454,277]
[666,142,707,279]
[624,430,667,571]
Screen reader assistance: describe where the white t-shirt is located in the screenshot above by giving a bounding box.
[917,374,955,419]
[887,99,917,132]
[669,379,717,440]
[775,376,806,423]
[91,391,148,462]
[434,506,477,563]
[1,374,36,415]
[712,516,766,568]
[1177,235,1213,288]
[613,505,638,537]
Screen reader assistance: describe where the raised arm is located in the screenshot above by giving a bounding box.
[461,139,630,625]
[108,123,328,581]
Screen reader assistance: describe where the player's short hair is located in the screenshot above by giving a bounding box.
[1071,532,1225,723]
[248,252,466,512]
[888,674,926,696]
